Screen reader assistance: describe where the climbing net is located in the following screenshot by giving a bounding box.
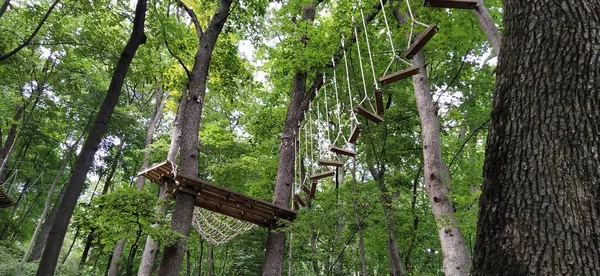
[192,207,256,246]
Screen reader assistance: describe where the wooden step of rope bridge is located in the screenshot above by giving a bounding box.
[424,0,478,9]
[349,124,362,144]
[379,66,420,85]
[309,170,335,181]
[0,188,14,208]
[319,159,345,167]
[404,24,438,59]
[355,106,384,124]
[329,145,357,157]
[139,161,297,227]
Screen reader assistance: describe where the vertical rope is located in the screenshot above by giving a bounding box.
[323,74,331,144]
[352,16,373,110]
[342,36,358,130]
[360,7,379,90]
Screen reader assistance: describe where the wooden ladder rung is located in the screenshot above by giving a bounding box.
[375,89,384,115]
[379,66,420,85]
[424,0,478,9]
[310,170,335,181]
[301,185,311,195]
[349,124,362,144]
[294,194,306,207]
[319,159,345,167]
[404,24,438,59]
[329,146,357,157]
[310,181,317,198]
[355,106,384,124]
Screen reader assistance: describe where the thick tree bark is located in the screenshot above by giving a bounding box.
[411,51,471,275]
[108,238,126,276]
[472,1,600,275]
[473,0,501,55]
[156,1,232,275]
[35,1,147,274]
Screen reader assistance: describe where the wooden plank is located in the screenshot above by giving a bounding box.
[194,198,269,227]
[375,89,384,115]
[329,145,357,157]
[318,159,345,167]
[294,194,306,207]
[349,124,362,144]
[379,66,420,85]
[404,24,438,59]
[310,181,317,198]
[424,0,478,9]
[355,105,384,124]
[310,171,335,181]
[0,189,14,208]
[301,185,311,195]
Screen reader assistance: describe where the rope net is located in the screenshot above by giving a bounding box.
[192,207,256,246]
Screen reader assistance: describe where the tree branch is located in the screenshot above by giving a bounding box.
[175,0,203,38]
[0,0,60,62]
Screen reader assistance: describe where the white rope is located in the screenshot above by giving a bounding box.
[309,107,315,174]
[193,208,255,246]
[342,36,358,131]
[332,57,345,146]
[405,0,429,49]
[323,74,331,143]
[360,7,379,91]
[379,0,416,76]
[315,90,323,159]
[352,16,374,111]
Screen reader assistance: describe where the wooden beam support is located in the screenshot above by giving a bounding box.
[379,66,420,85]
[319,159,345,167]
[424,0,478,9]
[349,124,362,144]
[310,181,317,198]
[329,145,357,157]
[404,24,438,59]
[301,185,311,195]
[375,89,384,115]
[355,105,384,124]
[294,194,306,207]
[310,170,335,181]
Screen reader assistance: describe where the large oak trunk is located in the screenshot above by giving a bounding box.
[156,1,232,274]
[472,1,600,275]
[35,1,147,274]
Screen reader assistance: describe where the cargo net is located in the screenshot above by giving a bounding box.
[192,207,256,246]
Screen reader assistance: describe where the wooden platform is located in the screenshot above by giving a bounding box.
[404,24,438,59]
[319,159,345,167]
[355,106,384,124]
[329,145,357,157]
[375,89,384,115]
[424,0,478,9]
[349,124,362,144]
[310,171,335,181]
[139,161,297,227]
[380,66,420,85]
[0,188,13,208]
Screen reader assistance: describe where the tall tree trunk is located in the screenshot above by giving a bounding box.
[35,0,147,274]
[351,153,368,276]
[107,238,126,276]
[472,1,600,275]
[0,105,23,183]
[156,1,232,275]
[473,0,501,55]
[19,147,71,270]
[136,81,168,189]
[334,190,343,276]
[137,90,183,276]
[369,165,404,276]
[411,51,471,275]
[207,245,215,276]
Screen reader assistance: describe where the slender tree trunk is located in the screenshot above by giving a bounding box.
[411,51,471,275]
[472,1,600,275]
[473,0,501,55]
[334,190,343,276]
[107,238,126,276]
[369,165,404,276]
[19,150,70,271]
[352,154,368,276]
[35,1,147,274]
[136,82,168,190]
[156,1,232,275]
[197,238,203,276]
[0,105,24,183]
[137,91,182,275]
[207,245,215,276]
